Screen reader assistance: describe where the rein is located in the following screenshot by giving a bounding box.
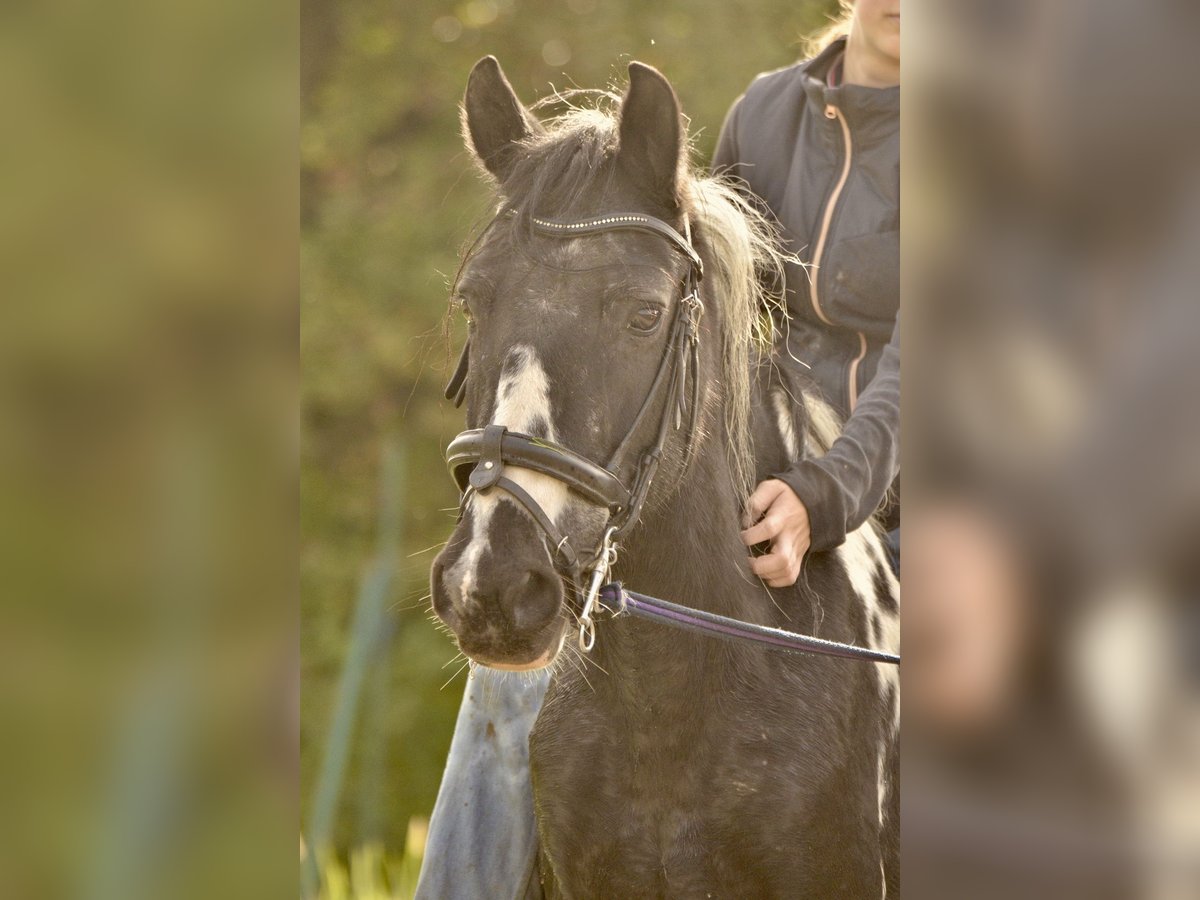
[598,584,900,665]
[443,209,899,666]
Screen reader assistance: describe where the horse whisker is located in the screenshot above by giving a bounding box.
[407,540,449,558]
[440,657,472,691]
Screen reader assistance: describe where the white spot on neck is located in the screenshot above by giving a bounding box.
[839,527,900,713]
[837,525,900,896]
[771,388,800,460]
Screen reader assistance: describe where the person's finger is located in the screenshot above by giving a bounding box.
[750,531,807,585]
[742,480,786,528]
[749,551,788,582]
[741,514,784,547]
[755,558,800,588]
[745,480,784,519]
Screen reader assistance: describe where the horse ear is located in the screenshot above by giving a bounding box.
[617,62,685,208]
[462,56,540,183]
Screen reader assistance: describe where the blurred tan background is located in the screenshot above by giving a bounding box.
[904,2,1200,897]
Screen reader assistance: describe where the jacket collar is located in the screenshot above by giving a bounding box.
[801,37,899,139]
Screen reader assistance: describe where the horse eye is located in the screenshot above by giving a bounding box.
[454,297,475,326]
[628,305,664,335]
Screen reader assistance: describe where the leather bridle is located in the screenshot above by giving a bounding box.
[441,210,900,666]
[443,210,705,647]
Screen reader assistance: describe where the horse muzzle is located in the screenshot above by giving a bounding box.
[430,501,571,669]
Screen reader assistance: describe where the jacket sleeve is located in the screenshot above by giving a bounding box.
[774,316,900,551]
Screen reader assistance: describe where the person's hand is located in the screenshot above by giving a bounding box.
[740,479,811,587]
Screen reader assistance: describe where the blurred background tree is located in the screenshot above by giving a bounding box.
[301,0,839,863]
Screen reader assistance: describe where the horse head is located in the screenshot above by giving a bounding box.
[430,57,717,670]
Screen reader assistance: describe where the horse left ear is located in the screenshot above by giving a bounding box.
[463,56,541,184]
[617,62,685,209]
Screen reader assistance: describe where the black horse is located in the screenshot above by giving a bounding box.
[431,56,899,898]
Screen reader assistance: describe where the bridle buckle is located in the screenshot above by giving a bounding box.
[578,525,619,652]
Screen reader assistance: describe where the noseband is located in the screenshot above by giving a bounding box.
[443,211,899,666]
[444,211,704,646]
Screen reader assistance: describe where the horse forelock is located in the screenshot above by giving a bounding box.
[501,100,622,223]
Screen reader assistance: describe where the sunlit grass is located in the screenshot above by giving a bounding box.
[304,817,427,900]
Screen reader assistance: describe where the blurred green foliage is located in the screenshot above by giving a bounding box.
[301,0,839,858]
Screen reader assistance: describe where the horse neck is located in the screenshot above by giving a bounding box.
[592,418,769,703]
[617,437,747,612]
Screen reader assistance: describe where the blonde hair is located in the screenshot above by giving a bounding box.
[803,1,855,59]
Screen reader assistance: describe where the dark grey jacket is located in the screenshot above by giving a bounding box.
[713,38,899,551]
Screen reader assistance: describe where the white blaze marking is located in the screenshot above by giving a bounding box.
[449,345,568,601]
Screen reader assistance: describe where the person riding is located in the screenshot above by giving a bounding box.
[717,0,900,582]
[415,3,899,896]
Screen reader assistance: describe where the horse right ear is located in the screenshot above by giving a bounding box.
[616,62,685,210]
[463,56,540,183]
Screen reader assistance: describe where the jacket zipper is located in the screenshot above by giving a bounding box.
[813,103,869,412]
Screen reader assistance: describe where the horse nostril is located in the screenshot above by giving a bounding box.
[505,568,562,633]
